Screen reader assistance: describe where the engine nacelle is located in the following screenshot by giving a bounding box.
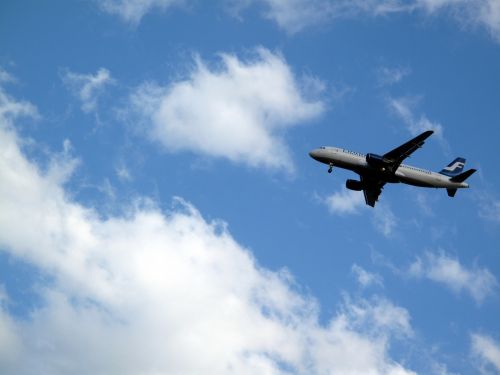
[346,179,363,191]
[366,153,387,169]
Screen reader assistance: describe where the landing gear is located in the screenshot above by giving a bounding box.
[328,163,333,173]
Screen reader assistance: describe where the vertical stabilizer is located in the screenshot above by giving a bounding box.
[439,157,465,177]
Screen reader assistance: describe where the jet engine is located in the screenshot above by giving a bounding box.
[366,153,388,169]
[346,179,363,191]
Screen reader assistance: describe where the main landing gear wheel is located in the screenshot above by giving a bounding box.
[328,164,333,173]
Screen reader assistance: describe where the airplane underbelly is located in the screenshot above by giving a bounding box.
[401,178,434,187]
[396,171,435,187]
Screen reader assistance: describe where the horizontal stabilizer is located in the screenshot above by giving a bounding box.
[447,188,457,197]
[450,168,477,183]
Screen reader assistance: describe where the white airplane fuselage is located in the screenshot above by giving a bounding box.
[309,146,469,190]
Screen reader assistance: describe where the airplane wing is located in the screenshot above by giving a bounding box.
[383,130,434,172]
[360,175,385,207]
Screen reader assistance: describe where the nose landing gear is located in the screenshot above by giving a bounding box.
[328,163,333,173]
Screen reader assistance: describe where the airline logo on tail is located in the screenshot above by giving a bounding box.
[440,157,466,177]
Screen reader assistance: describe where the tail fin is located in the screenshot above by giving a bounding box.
[450,168,477,183]
[439,157,466,177]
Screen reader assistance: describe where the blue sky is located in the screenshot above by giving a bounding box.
[1,0,500,374]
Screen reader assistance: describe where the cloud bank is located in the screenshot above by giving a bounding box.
[130,48,324,172]
[0,84,418,375]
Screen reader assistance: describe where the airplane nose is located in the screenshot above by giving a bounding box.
[309,148,325,161]
[309,149,319,159]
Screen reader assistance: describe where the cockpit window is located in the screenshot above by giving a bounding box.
[320,146,326,149]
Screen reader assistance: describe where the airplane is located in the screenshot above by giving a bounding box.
[309,130,476,207]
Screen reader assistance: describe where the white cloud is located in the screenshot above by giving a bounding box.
[352,264,384,288]
[388,96,444,139]
[0,89,422,375]
[0,85,424,375]
[62,68,114,113]
[99,0,185,25]
[471,333,500,373]
[324,188,365,215]
[130,48,324,172]
[408,251,498,303]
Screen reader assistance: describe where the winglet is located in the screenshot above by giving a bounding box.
[421,130,434,137]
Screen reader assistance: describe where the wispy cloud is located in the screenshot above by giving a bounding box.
[373,203,397,237]
[322,187,397,237]
[0,70,39,121]
[352,264,384,288]
[408,251,498,303]
[231,0,500,41]
[377,66,411,86]
[130,48,324,172]
[115,162,133,182]
[478,194,500,224]
[415,192,435,216]
[341,294,413,338]
[471,333,500,373]
[244,0,335,34]
[0,67,17,84]
[62,68,114,113]
[388,96,444,139]
[99,0,185,25]
[97,0,500,42]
